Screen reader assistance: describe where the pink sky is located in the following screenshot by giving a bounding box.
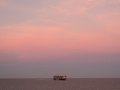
[0,0,120,78]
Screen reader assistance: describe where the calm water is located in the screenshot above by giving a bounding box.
[0,78,120,90]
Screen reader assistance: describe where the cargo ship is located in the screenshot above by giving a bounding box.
[53,75,67,80]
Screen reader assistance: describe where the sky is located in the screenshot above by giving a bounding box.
[0,0,120,78]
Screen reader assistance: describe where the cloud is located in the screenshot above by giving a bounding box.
[0,0,120,62]
[0,24,120,55]
[49,0,90,16]
[0,24,120,63]
[0,0,8,7]
[45,0,108,16]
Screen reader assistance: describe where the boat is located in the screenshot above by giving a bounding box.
[53,75,67,80]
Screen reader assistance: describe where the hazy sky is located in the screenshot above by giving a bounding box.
[0,0,120,78]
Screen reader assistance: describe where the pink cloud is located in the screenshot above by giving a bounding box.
[50,0,89,16]
[1,0,120,58]
[48,0,114,16]
[1,25,120,53]
[0,0,120,63]
[0,0,8,7]
[0,24,120,62]
[90,7,120,34]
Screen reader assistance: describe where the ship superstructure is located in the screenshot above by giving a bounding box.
[53,75,67,80]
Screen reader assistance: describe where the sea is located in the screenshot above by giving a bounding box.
[0,78,120,90]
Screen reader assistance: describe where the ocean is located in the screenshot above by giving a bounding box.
[0,78,120,90]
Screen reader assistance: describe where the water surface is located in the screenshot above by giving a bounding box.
[0,78,120,90]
